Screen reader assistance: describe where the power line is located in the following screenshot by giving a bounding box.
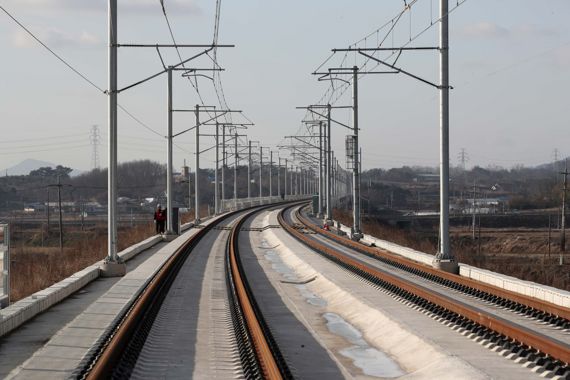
[158,1,208,107]
[310,0,470,114]
[0,5,105,93]
[0,139,89,151]
[0,144,92,156]
[2,5,167,142]
[0,133,86,144]
[117,104,164,138]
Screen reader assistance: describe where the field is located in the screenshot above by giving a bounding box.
[5,208,213,302]
[333,210,570,292]
[9,222,155,302]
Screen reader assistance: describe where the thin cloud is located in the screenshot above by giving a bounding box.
[552,44,570,67]
[460,21,509,39]
[11,27,101,48]
[459,21,559,41]
[511,23,558,38]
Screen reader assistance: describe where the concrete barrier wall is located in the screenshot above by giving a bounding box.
[221,195,307,212]
[330,218,570,308]
[0,199,291,338]
[0,233,163,338]
[459,265,570,308]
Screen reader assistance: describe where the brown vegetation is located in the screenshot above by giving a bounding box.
[333,209,570,292]
[10,222,155,302]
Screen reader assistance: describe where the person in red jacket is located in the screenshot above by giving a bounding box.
[154,204,166,234]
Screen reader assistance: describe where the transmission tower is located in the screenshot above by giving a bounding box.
[553,148,560,172]
[89,125,101,170]
[458,148,469,170]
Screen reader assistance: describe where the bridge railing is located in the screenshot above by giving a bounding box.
[219,194,309,213]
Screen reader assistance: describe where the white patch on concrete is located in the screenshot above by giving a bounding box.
[262,210,489,380]
[323,312,405,378]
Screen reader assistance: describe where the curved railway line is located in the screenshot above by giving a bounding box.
[74,204,296,379]
[278,203,570,378]
[66,200,570,379]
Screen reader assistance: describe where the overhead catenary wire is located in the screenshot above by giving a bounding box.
[1,4,168,143]
[0,5,105,94]
[309,0,469,115]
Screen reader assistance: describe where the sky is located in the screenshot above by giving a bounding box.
[0,0,569,173]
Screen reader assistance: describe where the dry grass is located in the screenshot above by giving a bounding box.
[180,206,211,224]
[333,209,438,254]
[333,209,570,292]
[10,222,155,302]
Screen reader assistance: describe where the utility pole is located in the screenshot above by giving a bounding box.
[80,195,85,231]
[433,0,458,273]
[101,0,125,276]
[277,155,281,198]
[269,150,273,199]
[194,104,200,223]
[326,104,333,223]
[294,166,298,195]
[46,188,50,236]
[248,140,252,200]
[57,176,63,254]
[360,147,362,219]
[351,70,362,239]
[472,182,477,240]
[165,66,174,235]
[331,153,336,208]
[318,121,324,216]
[291,161,294,196]
[561,159,568,263]
[215,123,219,214]
[187,164,192,214]
[234,132,238,209]
[259,146,263,201]
[284,158,288,198]
[222,125,226,208]
[298,167,301,195]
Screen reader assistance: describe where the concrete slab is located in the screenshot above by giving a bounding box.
[0,241,165,378]
[9,368,72,380]
[238,211,346,379]
[327,215,570,308]
[7,215,224,379]
[265,208,540,379]
[131,213,243,380]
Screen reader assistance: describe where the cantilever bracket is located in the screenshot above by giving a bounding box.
[359,51,453,90]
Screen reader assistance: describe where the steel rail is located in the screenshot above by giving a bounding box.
[81,206,267,378]
[80,202,298,379]
[296,207,570,321]
[278,204,570,366]
[83,216,233,379]
[228,206,292,379]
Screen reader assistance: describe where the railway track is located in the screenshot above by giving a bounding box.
[278,203,570,378]
[73,204,295,379]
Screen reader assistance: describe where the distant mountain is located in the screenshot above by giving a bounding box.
[1,159,83,177]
